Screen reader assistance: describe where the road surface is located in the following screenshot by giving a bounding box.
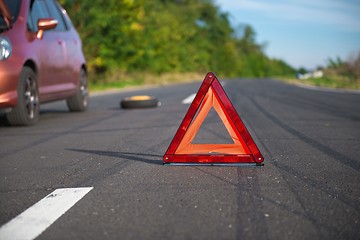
[0,78,359,240]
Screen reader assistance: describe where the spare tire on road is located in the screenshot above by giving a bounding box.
[120,95,159,109]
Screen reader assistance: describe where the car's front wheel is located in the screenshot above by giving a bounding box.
[6,66,40,126]
[66,68,88,112]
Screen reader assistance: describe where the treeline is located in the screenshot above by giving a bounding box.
[60,0,295,82]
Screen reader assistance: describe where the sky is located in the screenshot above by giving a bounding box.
[215,0,360,70]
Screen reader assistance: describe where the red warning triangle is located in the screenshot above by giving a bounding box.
[163,72,264,165]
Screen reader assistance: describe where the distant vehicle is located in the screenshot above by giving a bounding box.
[296,70,324,80]
[0,0,88,126]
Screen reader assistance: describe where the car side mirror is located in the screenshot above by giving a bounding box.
[36,18,58,39]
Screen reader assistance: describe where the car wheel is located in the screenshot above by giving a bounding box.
[66,68,88,112]
[6,67,40,126]
[120,95,159,109]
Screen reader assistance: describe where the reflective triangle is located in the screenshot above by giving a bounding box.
[163,72,264,165]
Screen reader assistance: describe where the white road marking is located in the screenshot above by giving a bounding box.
[181,81,227,105]
[182,93,196,104]
[0,187,93,240]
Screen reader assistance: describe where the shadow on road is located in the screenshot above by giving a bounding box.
[67,149,163,165]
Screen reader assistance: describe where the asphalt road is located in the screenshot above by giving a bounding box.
[0,78,359,240]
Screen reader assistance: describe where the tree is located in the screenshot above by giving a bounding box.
[60,0,295,81]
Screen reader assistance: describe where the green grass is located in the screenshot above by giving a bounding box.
[88,70,360,92]
[88,72,204,92]
[89,78,145,91]
[306,76,359,89]
[279,74,360,90]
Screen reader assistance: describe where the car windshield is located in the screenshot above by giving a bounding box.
[0,0,21,32]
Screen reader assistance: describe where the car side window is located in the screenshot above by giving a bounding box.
[45,0,68,31]
[28,0,49,32]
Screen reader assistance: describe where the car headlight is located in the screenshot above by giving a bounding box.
[0,36,12,60]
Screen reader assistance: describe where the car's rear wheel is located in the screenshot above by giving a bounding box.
[6,67,40,126]
[66,68,88,112]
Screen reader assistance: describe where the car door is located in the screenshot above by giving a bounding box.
[28,0,68,101]
[44,0,75,95]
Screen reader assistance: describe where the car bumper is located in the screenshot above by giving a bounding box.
[0,61,21,108]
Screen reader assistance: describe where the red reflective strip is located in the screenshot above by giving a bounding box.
[163,154,256,163]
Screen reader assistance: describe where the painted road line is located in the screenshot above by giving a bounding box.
[0,187,93,240]
[182,82,227,105]
[182,93,196,104]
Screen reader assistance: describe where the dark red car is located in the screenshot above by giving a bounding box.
[0,0,88,126]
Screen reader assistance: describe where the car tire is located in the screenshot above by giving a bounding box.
[120,96,159,109]
[66,68,88,112]
[6,67,40,126]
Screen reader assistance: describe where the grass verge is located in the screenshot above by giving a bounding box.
[278,71,360,90]
[89,72,204,92]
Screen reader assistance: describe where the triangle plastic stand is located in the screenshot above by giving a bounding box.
[163,72,264,166]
